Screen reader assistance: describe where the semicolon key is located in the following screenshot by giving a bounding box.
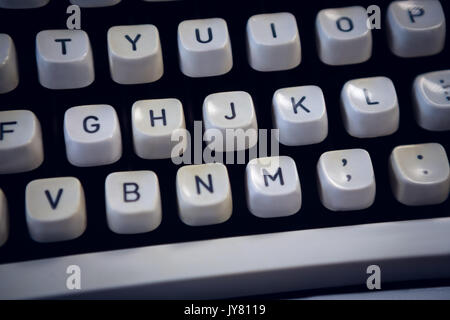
[317,148,376,211]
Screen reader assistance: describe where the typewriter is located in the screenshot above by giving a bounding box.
[0,0,449,299]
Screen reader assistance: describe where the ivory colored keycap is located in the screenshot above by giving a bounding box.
[64,105,122,167]
[70,0,121,7]
[317,149,376,211]
[105,171,162,234]
[25,177,87,243]
[316,6,372,65]
[387,0,446,58]
[246,156,302,218]
[178,18,233,77]
[108,25,164,84]
[132,98,187,159]
[0,34,19,94]
[203,91,258,152]
[36,30,94,89]
[0,0,49,8]
[341,76,399,138]
[176,163,232,226]
[246,12,301,72]
[0,189,8,247]
[0,110,44,174]
[272,85,328,146]
[389,143,450,206]
[413,70,450,131]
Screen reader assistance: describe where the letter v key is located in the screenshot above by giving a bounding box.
[45,189,64,209]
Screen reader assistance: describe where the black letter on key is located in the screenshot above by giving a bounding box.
[0,121,17,140]
[291,96,310,114]
[123,183,140,202]
[336,17,354,32]
[45,189,64,210]
[54,38,72,55]
[271,23,277,38]
[195,27,213,44]
[408,7,425,23]
[125,34,141,51]
[83,116,100,133]
[263,167,284,187]
[363,88,379,105]
[150,109,167,127]
[224,102,236,120]
[195,174,214,194]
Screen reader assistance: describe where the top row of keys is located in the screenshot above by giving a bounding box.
[0,1,447,91]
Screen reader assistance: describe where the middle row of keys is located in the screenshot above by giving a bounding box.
[2,73,449,174]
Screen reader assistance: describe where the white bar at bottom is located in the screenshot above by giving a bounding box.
[0,217,450,299]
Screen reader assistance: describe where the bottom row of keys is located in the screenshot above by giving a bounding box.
[0,143,449,245]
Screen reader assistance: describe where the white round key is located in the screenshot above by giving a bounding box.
[0,110,44,174]
[105,171,162,234]
[387,0,446,58]
[316,6,372,65]
[176,163,232,226]
[0,189,8,247]
[70,0,120,7]
[108,24,164,84]
[246,156,302,218]
[0,34,19,94]
[272,85,328,146]
[389,143,450,206]
[0,0,49,8]
[25,177,86,243]
[132,98,187,159]
[36,30,95,90]
[341,76,399,138]
[317,149,376,211]
[177,18,233,77]
[413,70,450,131]
[246,12,301,72]
[203,91,258,152]
[64,105,122,167]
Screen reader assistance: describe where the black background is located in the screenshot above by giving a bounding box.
[0,0,449,280]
